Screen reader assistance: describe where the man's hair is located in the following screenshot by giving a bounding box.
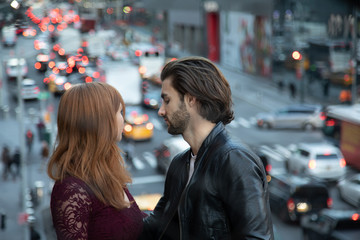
[161,56,234,125]
[47,82,131,209]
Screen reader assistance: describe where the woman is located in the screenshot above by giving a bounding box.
[48,82,146,240]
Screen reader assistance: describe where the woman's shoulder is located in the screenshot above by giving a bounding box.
[53,175,92,198]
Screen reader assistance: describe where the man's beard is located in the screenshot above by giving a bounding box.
[166,102,190,135]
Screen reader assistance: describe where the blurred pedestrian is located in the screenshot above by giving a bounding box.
[10,148,21,180]
[48,82,146,239]
[124,139,135,170]
[277,79,284,92]
[289,82,296,98]
[323,78,330,97]
[1,145,11,180]
[140,57,274,239]
[25,129,34,153]
[36,119,45,141]
[39,141,49,172]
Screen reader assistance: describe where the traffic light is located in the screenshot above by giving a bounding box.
[292,51,302,61]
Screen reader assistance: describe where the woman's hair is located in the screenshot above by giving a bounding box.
[161,56,234,125]
[47,82,132,209]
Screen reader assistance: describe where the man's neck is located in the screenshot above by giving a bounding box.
[183,120,216,156]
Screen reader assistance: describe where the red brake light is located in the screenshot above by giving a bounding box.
[163,150,170,158]
[320,112,326,121]
[287,198,295,212]
[326,119,335,127]
[327,197,333,208]
[352,213,359,221]
[344,74,350,82]
[265,164,272,173]
[135,50,142,57]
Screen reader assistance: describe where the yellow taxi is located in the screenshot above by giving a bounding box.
[133,193,162,213]
[123,106,154,141]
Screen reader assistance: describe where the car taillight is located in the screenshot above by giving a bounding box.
[265,164,272,173]
[340,158,346,168]
[287,198,295,212]
[326,119,335,127]
[320,112,326,121]
[154,149,160,157]
[352,213,359,221]
[308,159,316,169]
[135,50,142,57]
[344,74,350,83]
[163,150,170,158]
[327,197,333,208]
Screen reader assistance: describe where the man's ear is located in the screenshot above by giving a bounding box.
[185,94,196,107]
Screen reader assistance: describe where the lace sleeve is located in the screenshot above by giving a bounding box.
[51,179,92,240]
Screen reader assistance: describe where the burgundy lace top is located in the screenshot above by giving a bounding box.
[50,176,147,240]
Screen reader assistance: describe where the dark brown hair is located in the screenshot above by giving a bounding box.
[47,82,131,209]
[161,56,234,125]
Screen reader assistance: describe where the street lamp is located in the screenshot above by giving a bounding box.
[292,50,305,103]
[10,0,20,9]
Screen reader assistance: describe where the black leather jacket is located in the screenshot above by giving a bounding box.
[141,123,274,240]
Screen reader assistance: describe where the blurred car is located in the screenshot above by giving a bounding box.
[142,88,162,109]
[251,147,273,181]
[52,61,74,76]
[129,42,161,65]
[6,58,28,80]
[44,73,69,95]
[133,193,162,214]
[2,25,17,47]
[138,49,165,85]
[256,104,324,130]
[11,78,40,101]
[154,135,190,174]
[141,80,162,109]
[109,46,129,61]
[338,174,360,208]
[22,27,37,38]
[35,53,50,72]
[123,106,154,141]
[286,142,346,181]
[301,209,360,240]
[268,169,332,222]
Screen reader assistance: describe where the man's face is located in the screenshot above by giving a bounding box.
[158,78,190,135]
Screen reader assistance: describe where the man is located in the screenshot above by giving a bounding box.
[141,56,274,239]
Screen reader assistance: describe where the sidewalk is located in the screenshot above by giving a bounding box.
[217,64,339,112]
[0,118,54,240]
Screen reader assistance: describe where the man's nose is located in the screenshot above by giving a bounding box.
[158,103,165,117]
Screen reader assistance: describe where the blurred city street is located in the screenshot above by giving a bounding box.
[1,0,359,239]
[0,52,340,239]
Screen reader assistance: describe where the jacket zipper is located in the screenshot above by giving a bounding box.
[159,160,190,240]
